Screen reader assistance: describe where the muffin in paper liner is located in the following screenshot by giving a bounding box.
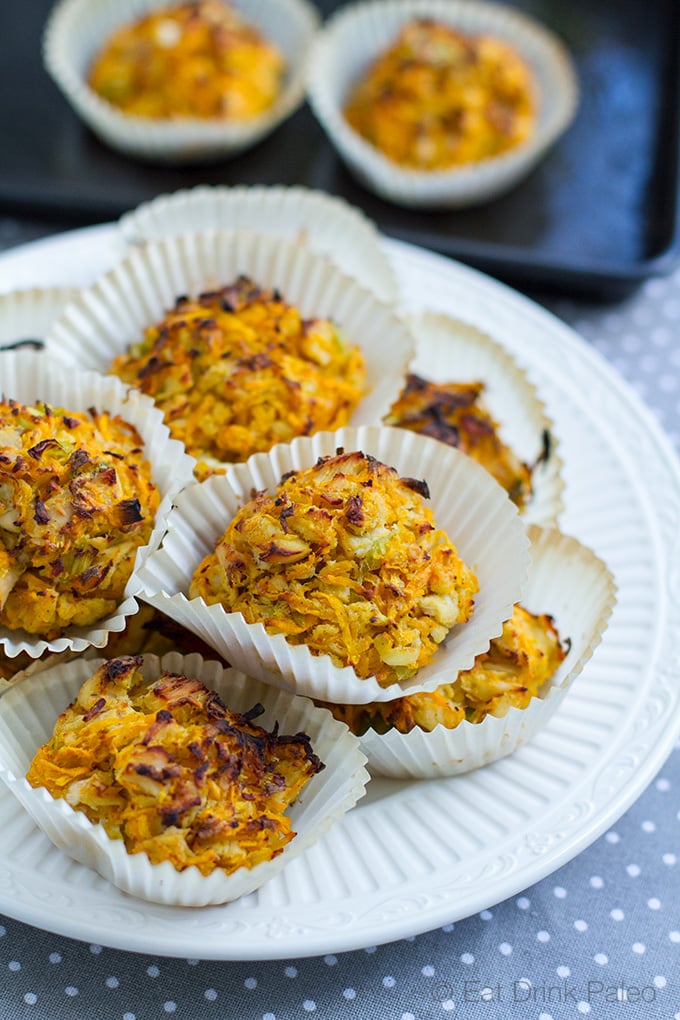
[0,287,80,349]
[398,312,564,526]
[0,351,196,660]
[43,0,320,165]
[44,229,414,461]
[353,525,616,778]
[0,652,369,907]
[306,0,578,209]
[119,185,398,302]
[136,425,530,705]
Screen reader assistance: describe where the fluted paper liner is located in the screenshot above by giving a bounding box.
[43,0,320,165]
[45,229,414,446]
[119,185,398,302]
[0,351,196,659]
[358,525,616,778]
[0,287,80,346]
[405,312,564,526]
[136,425,530,704]
[306,0,578,209]
[0,653,369,907]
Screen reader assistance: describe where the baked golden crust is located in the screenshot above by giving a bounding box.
[27,655,324,876]
[190,449,478,687]
[326,604,567,734]
[384,373,533,511]
[109,277,367,473]
[88,0,285,121]
[0,400,159,638]
[344,18,536,170]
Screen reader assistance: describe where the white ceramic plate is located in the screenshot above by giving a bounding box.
[0,224,678,961]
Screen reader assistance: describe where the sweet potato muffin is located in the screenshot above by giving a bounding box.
[190,449,478,687]
[27,655,324,875]
[109,276,367,475]
[344,17,536,170]
[384,373,535,511]
[0,400,159,639]
[88,0,285,121]
[326,603,567,734]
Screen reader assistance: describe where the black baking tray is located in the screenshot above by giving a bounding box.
[1,0,679,299]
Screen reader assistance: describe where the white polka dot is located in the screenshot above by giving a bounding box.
[0,927,6,937]
[589,876,604,889]
[124,1013,136,1020]
[605,832,620,844]
[460,953,474,965]
[8,961,20,972]
[65,987,78,997]
[594,953,608,966]
[285,967,297,978]
[480,910,493,920]
[147,966,160,978]
[537,931,550,943]
[577,1002,591,1014]
[245,977,257,990]
[656,778,670,791]
[670,931,680,943]
[539,1014,553,1020]
[642,820,656,833]
[263,1014,276,1020]
[204,989,217,1001]
[574,920,588,932]
[622,334,641,353]
[163,1003,176,1014]
[343,989,356,1000]
[404,936,416,943]
[89,944,102,954]
[402,1014,416,1020]
[626,864,641,877]
[553,886,567,898]
[498,942,512,956]
[186,959,199,966]
[49,953,61,964]
[324,955,337,966]
[422,965,435,977]
[24,993,37,1006]
[663,853,677,865]
[442,1000,455,1011]
[632,942,645,954]
[383,976,396,988]
[516,897,530,910]
[648,898,661,910]
[302,1001,316,1012]
[610,909,624,921]
[654,976,667,989]
[441,924,454,933]
[105,977,119,989]
[365,946,377,954]
[556,966,570,979]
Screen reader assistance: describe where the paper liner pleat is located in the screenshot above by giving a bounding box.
[137,425,530,704]
[0,288,80,345]
[0,352,196,658]
[358,525,616,778]
[0,653,368,906]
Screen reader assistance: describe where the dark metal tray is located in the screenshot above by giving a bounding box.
[1,0,679,299]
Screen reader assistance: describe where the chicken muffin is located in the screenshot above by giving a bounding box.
[190,448,478,687]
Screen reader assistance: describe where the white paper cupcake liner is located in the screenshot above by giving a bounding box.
[307,0,579,209]
[403,312,564,525]
[43,0,320,165]
[45,229,414,449]
[0,652,369,906]
[358,524,616,778]
[0,351,196,659]
[119,185,398,303]
[137,425,530,704]
[0,287,80,347]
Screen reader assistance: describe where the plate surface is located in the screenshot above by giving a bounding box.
[0,225,679,960]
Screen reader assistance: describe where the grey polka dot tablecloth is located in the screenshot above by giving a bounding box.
[0,219,678,1020]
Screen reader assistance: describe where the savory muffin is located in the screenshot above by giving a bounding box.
[344,18,536,170]
[384,373,534,511]
[190,449,478,687]
[88,0,285,121]
[27,655,324,876]
[109,276,367,474]
[0,400,159,639]
[326,603,567,734]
